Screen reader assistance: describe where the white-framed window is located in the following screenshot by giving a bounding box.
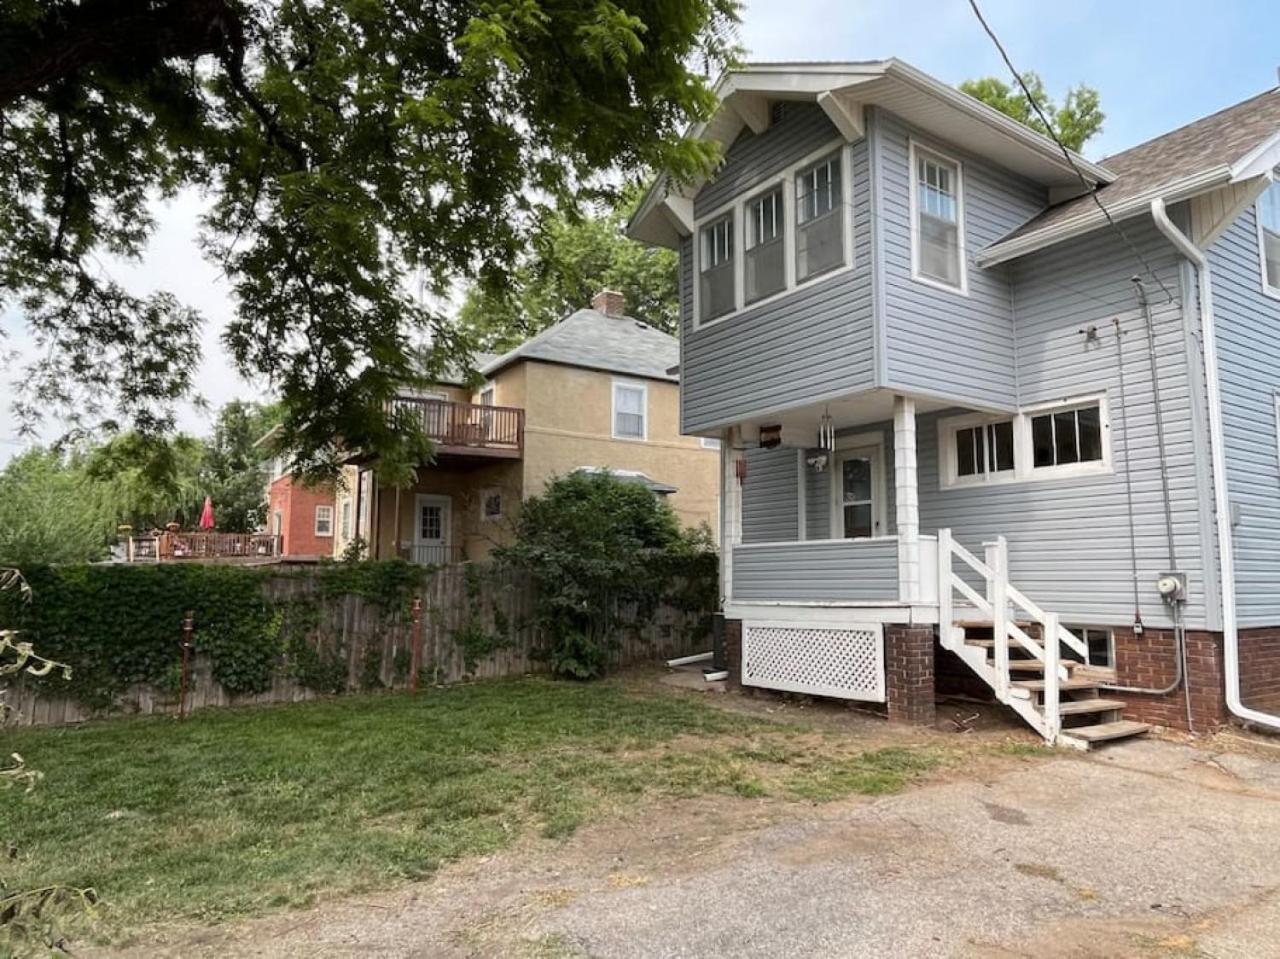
[1258,179,1280,298]
[701,436,722,450]
[744,185,785,304]
[481,488,502,522]
[795,150,845,282]
[691,139,853,328]
[1064,625,1115,669]
[341,500,352,539]
[315,505,334,537]
[909,141,967,294]
[939,395,1111,489]
[612,380,648,440]
[479,384,495,406]
[699,214,735,322]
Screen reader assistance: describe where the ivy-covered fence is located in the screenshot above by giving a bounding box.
[2,559,716,727]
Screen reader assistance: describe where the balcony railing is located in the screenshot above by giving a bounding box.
[390,397,524,457]
[127,532,283,562]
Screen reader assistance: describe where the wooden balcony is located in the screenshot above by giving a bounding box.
[390,396,525,461]
[127,531,283,563]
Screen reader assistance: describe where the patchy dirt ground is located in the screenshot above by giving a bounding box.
[90,678,1280,958]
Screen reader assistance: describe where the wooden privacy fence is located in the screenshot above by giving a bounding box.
[5,564,712,727]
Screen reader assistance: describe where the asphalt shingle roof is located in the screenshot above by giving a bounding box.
[481,309,679,382]
[991,88,1280,253]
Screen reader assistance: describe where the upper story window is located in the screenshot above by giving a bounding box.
[910,142,966,293]
[479,385,495,406]
[939,396,1109,489]
[315,505,334,537]
[612,380,647,440]
[341,500,352,539]
[699,214,735,322]
[744,186,785,304]
[1259,179,1280,297]
[795,151,844,281]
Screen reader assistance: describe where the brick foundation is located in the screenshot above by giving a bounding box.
[1239,628,1280,716]
[1110,627,1226,732]
[885,623,936,726]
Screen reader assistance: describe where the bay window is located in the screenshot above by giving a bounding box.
[745,186,785,303]
[699,214,735,322]
[795,151,844,281]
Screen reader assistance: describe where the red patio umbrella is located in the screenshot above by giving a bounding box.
[198,496,215,530]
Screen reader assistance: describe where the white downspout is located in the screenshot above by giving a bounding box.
[1150,197,1280,731]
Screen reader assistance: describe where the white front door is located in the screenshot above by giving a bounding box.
[413,494,452,565]
[833,445,885,539]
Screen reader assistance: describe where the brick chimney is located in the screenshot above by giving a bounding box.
[591,289,626,317]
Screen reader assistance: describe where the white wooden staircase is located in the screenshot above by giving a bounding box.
[937,530,1150,750]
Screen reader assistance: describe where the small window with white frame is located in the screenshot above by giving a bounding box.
[795,150,844,281]
[1063,625,1114,669]
[699,214,735,321]
[744,185,785,304]
[341,500,352,539]
[315,505,334,537]
[612,380,647,440]
[701,436,722,450]
[911,142,966,292]
[939,396,1110,489]
[1259,179,1280,297]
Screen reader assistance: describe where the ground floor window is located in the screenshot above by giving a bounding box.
[1063,625,1114,668]
[481,489,502,522]
[315,505,334,537]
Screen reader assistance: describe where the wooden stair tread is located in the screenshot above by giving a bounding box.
[1005,660,1076,672]
[1060,720,1150,743]
[1056,698,1127,716]
[1012,677,1098,691]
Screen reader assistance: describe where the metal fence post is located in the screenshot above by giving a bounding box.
[178,610,194,720]
[409,595,423,692]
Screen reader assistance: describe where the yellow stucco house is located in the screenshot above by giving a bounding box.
[334,291,719,563]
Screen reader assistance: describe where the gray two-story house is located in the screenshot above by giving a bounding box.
[628,59,1280,748]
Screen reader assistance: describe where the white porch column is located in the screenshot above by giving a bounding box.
[893,396,921,603]
[721,426,744,606]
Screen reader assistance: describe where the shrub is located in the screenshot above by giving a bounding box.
[495,471,716,679]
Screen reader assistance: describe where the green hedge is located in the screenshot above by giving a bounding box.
[1,562,424,709]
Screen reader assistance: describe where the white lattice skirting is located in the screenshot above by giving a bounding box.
[742,622,885,702]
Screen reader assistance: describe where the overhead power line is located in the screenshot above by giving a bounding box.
[967,0,1178,305]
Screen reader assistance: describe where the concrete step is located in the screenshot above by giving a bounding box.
[1059,719,1150,745]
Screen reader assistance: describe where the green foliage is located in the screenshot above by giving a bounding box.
[496,471,717,679]
[459,189,679,348]
[959,72,1104,152]
[0,450,117,566]
[2,0,740,473]
[314,559,422,611]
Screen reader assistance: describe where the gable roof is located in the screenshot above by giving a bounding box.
[628,58,1115,250]
[980,88,1280,266]
[481,308,679,383]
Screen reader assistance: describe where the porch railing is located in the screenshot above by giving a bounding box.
[390,396,524,454]
[402,544,465,567]
[127,532,283,562]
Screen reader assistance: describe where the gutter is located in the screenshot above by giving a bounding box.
[1149,197,1280,732]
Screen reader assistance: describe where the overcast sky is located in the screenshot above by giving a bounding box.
[2,0,1276,461]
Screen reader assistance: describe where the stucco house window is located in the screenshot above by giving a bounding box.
[315,505,334,537]
[699,214,735,321]
[1259,178,1280,297]
[910,142,966,293]
[481,489,502,522]
[795,150,843,281]
[612,380,647,440]
[341,501,352,539]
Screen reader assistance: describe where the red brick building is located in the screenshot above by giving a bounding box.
[267,474,337,559]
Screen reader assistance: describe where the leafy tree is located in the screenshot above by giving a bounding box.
[84,432,206,531]
[459,191,679,349]
[0,0,739,477]
[959,73,1104,152]
[197,400,282,532]
[0,450,115,566]
[496,471,714,679]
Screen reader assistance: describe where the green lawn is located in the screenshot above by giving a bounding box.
[1,678,953,939]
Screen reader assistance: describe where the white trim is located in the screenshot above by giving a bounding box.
[691,137,854,330]
[340,499,352,539]
[937,394,1113,490]
[700,436,722,450]
[1256,179,1280,301]
[795,448,807,540]
[725,601,940,626]
[908,139,968,296]
[1064,623,1116,669]
[314,504,334,537]
[413,493,452,554]
[610,378,649,441]
[735,534,899,550]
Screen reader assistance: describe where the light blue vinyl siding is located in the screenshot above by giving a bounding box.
[680,104,875,433]
[876,109,1045,409]
[741,447,799,543]
[1208,201,1280,627]
[732,539,899,602]
[916,217,1208,630]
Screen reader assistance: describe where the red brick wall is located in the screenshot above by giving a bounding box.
[723,618,742,690]
[1239,628,1280,716]
[1110,627,1226,732]
[885,624,936,726]
[268,476,337,558]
